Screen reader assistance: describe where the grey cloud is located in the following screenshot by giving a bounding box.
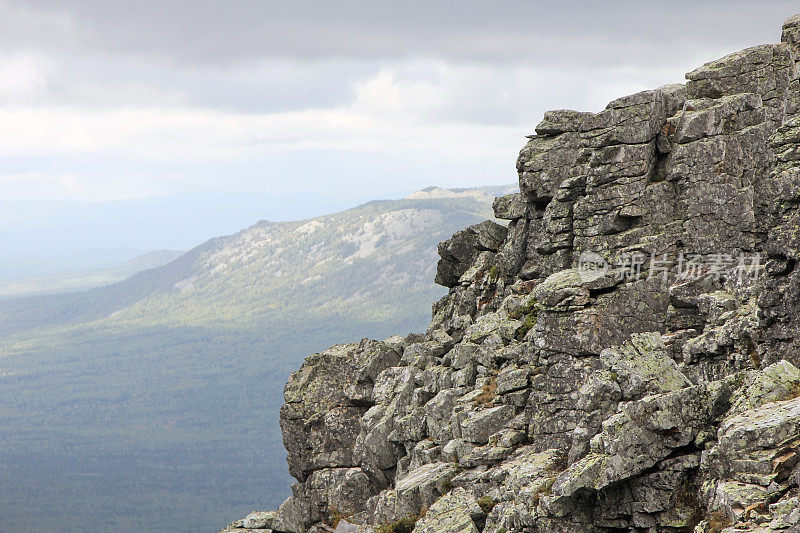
[4,0,794,123]
[3,0,798,68]
[35,53,369,113]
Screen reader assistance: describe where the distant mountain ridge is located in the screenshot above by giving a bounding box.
[0,190,388,281]
[0,186,513,336]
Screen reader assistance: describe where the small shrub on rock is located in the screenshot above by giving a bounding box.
[474,377,497,406]
[376,516,418,533]
[477,496,497,514]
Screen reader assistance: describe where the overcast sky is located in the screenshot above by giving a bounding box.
[1,0,798,201]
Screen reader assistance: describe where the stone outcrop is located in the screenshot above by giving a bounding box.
[222,15,800,533]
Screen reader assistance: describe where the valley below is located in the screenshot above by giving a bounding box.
[0,186,511,532]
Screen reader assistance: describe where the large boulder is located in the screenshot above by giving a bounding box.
[435,221,508,287]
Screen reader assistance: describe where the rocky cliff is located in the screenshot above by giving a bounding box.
[223,15,800,533]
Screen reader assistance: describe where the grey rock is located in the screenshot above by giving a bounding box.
[460,405,516,445]
[373,462,460,522]
[412,488,483,533]
[534,109,595,136]
[435,221,508,287]
[599,332,691,399]
[280,339,400,480]
[492,193,528,220]
[669,93,765,144]
[334,520,359,533]
[272,497,308,533]
[685,43,794,110]
[233,511,277,530]
[496,366,529,395]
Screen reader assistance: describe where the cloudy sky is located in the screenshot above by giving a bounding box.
[2,0,798,201]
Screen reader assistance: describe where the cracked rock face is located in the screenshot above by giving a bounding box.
[222,15,800,533]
